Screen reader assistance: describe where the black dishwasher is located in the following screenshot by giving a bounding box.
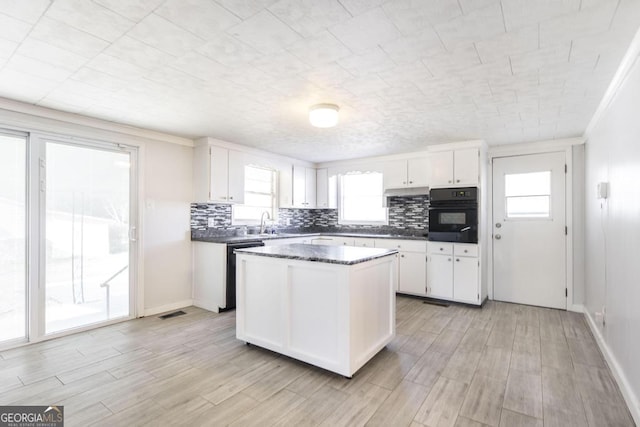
[224,241,265,311]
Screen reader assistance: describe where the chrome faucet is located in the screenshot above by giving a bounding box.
[259,211,271,234]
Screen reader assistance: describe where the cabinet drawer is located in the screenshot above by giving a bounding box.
[427,242,453,255]
[454,243,478,257]
[376,239,426,252]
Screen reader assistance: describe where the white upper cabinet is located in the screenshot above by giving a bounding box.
[383,158,429,189]
[316,168,337,209]
[426,148,479,187]
[292,165,316,208]
[194,143,244,204]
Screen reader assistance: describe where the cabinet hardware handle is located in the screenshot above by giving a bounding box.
[456,179,460,183]
[401,254,405,258]
[439,247,443,251]
[448,180,452,183]
[464,250,468,253]
[403,181,406,184]
[229,196,233,200]
[456,258,460,262]
[221,196,227,199]
[448,258,451,261]
[409,180,413,184]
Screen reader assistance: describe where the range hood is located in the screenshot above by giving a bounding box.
[383,186,430,197]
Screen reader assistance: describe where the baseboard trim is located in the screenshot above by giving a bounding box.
[143,299,193,317]
[569,303,584,313]
[584,309,640,425]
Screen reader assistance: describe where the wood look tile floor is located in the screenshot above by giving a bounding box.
[0,296,635,427]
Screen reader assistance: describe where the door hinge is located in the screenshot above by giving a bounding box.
[565,288,568,297]
[565,226,568,235]
[477,293,479,300]
[564,164,568,173]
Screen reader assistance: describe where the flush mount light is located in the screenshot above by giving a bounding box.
[309,103,339,128]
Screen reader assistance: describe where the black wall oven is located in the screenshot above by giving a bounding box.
[428,187,478,243]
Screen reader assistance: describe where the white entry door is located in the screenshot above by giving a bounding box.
[492,152,566,309]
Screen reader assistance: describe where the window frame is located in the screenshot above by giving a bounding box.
[231,165,277,226]
[337,171,388,226]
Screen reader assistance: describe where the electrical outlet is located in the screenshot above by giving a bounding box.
[286,218,291,226]
[207,217,215,228]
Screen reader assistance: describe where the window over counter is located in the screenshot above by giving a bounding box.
[232,165,277,224]
[338,172,387,225]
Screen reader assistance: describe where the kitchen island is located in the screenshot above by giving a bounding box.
[235,244,398,377]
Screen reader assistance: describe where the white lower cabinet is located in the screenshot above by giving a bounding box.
[427,242,480,304]
[375,239,427,296]
[263,237,311,246]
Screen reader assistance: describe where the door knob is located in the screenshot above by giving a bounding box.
[495,234,501,240]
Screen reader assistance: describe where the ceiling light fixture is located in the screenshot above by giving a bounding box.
[309,103,339,128]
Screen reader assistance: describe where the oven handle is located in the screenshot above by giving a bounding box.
[460,226,471,232]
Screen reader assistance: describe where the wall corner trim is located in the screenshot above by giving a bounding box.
[584,26,640,139]
[584,310,640,425]
[143,300,194,317]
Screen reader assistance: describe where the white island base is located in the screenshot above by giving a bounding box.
[235,245,397,378]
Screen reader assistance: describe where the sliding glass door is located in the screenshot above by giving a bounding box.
[0,132,27,345]
[44,140,134,334]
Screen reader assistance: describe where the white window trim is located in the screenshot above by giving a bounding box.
[231,165,277,226]
[337,172,388,226]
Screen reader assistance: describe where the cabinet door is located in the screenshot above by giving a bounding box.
[407,157,429,187]
[305,167,316,208]
[227,150,245,204]
[398,251,427,295]
[352,237,374,247]
[383,160,408,189]
[209,145,229,202]
[453,148,479,186]
[426,151,454,187]
[453,256,479,303]
[292,165,306,207]
[316,168,328,208]
[427,254,453,299]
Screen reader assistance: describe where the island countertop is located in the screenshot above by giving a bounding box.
[235,243,398,265]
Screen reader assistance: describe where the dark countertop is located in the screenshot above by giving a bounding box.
[235,243,398,265]
[192,232,428,244]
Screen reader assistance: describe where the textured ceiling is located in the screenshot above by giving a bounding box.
[0,0,638,162]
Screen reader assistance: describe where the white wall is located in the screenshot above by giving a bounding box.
[142,141,193,313]
[584,50,640,421]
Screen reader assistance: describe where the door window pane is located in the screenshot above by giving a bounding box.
[505,171,551,218]
[46,142,131,334]
[0,134,26,343]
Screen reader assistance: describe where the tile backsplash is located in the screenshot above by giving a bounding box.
[191,195,429,237]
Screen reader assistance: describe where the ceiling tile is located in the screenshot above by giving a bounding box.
[268,0,351,38]
[127,13,206,57]
[304,63,353,88]
[380,29,445,64]
[5,54,74,83]
[92,0,166,22]
[423,44,481,78]
[501,0,580,32]
[215,0,279,20]
[102,35,176,70]
[86,54,148,81]
[171,51,231,81]
[539,0,618,48]
[287,31,351,67]
[227,10,302,54]
[434,3,506,51]
[0,38,17,63]
[457,0,501,14]
[14,38,88,71]
[337,0,385,16]
[475,25,538,64]
[253,50,310,77]
[197,33,263,67]
[46,0,135,42]
[0,0,51,24]
[377,61,434,88]
[509,43,571,75]
[330,7,401,53]
[155,0,241,40]
[382,0,462,35]
[341,74,390,96]
[0,13,34,42]
[71,67,132,91]
[337,47,396,77]
[0,68,58,103]
[29,17,110,58]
